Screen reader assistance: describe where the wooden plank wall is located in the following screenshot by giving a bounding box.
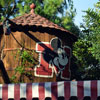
[0,31,58,83]
[0,30,73,84]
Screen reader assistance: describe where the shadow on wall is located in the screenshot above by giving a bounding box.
[0,60,11,84]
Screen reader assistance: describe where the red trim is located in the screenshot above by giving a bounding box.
[14,84,20,100]
[0,80,99,99]
[2,84,8,100]
[39,83,45,100]
[64,81,70,100]
[91,81,97,100]
[77,81,84,100]
[26,83,32,100]
[51,82,58,100]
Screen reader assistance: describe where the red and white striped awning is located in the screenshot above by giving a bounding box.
[0,80,100,100]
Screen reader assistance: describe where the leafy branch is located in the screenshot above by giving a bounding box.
[11,49,38,83]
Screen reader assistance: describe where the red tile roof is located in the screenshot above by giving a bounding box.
[10,13,70,32]
[0,12,77,41]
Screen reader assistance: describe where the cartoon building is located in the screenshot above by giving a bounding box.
[0,4,98,100]
[0,4,77,83]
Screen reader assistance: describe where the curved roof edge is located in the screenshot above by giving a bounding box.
[0,13,77,42]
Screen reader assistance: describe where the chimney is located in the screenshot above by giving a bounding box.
[30,3,36,14]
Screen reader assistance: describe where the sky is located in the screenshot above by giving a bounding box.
[73,0,99,26]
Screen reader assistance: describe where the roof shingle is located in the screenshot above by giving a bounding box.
[9,13,71,33]
[0,12,77,42]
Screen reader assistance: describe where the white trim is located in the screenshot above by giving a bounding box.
[84,81,91,96]
[8,84,14,98]
[32,83,39,98]
[35,42,54,77]
[45,82,51,97]
[20,83,26,98]
[0,84,2,99]
[97,80,100,96]
[71,81,77,96]
[58,81,64,97]
[34,65,54,78]
[36,42,50,52]
[50,37,62,48]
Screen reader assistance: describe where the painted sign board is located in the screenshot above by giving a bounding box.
[34,37,71,80]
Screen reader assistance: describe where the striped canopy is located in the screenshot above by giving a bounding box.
[0,80,100,100]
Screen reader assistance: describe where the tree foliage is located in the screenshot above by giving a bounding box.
[0,0,80,36]
[11,49,38,83]
[73,1,100,80]
[0,0,18,21]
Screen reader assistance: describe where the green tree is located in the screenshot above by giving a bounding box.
[16,0,80,36]
[0,0,80,36]
[82,4,100,61]
[0,0,18,21]
[73,1,100,80]
[16,0,70,19]
[61,1,80,36]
